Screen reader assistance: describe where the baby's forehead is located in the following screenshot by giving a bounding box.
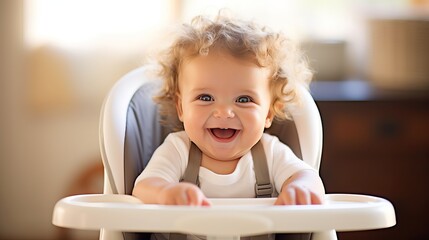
[180,50,267,74]
[178,57,272,92]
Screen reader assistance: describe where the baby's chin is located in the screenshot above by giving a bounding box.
[201,146,249,162]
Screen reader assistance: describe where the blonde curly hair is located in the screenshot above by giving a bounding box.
[154,13,312,130]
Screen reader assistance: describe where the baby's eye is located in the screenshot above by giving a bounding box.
[236,96,253,103]
[197,94,214,102]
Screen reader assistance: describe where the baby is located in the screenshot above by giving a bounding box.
[132,13,324,207]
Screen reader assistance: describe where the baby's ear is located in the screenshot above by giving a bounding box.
[265,110,275,128]
[175,95,184,122]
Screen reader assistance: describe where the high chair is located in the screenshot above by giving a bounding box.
[52,66,396,240]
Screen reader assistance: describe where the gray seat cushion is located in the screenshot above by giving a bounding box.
[124,81,172,195]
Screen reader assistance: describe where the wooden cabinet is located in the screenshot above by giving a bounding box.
[317,100,429,240]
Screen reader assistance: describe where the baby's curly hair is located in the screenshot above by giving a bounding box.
[154,13,312,130]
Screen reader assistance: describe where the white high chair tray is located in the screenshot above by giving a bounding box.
[53,193,395,236]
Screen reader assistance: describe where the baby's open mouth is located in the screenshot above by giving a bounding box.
[210,128,238,139]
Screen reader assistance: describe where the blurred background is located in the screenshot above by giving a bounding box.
[1,0,428,240]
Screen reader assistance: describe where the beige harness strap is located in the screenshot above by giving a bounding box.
[251,141,274,198]
[170,142,202,240]
[181,142,202,186]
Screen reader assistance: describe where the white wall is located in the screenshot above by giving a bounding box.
[0,1,140,239]
[1,1,99,239]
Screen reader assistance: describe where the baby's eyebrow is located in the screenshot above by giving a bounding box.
[189,87,211,94]
[191,87,211,91]
[239,89,260,96]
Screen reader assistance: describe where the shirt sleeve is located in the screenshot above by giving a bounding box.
[263,134,316,193]
[134,131,190,185]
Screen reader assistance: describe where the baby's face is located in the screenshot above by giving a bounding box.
[176,52,273,162]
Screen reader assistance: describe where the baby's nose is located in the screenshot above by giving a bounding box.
[213,105,235,119]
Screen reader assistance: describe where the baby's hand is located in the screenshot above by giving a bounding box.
[274,183,323,205]
[274,170,325,205]
[158,182,211,206]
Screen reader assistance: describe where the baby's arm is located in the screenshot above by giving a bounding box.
[274,169,325,205]
[132,177,211,206]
